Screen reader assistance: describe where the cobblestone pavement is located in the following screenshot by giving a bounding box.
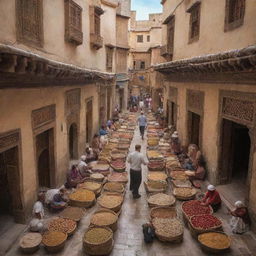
[5,125,256,256]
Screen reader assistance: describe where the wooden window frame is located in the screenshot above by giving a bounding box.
[224,0,245,32]
[137,35,143,43]
[16,0,44,48]
[187,2,201,44]
[167,16,175,56]
[140,61,145,70]
[147,35,150,42]
[64,0,83,45]
[105,46,114,72]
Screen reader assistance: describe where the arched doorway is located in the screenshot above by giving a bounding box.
[69,123,78,160]
[38,149,50,188]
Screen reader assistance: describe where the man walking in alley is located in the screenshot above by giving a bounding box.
[138,111,147,139]
[127,144,148,199]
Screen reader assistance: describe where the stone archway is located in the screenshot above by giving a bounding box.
[69,123,78,160]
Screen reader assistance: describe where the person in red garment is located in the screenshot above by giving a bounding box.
[201,184,222,212]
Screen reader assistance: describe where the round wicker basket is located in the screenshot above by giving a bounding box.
[198,231,231,254]
[19,232,42,254]
[103,182,125,194]
[69,189,96,208]
[90,173,105,182]
[150,206,177,220]
[47,217,77,236]
[42,231,67,253]
[98,192,123,213]
[147,193,176,208]
[83,227,113,256]
[59,206,85,222]
[144,181,167,194]
[90,209,118,232]
[173,187,197,201]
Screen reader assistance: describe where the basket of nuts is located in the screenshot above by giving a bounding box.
[48,217,77,236]
[173,187,197,200]
[69,189,96,208]
[42,231,67,253]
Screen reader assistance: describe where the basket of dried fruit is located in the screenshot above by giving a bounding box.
[48,217,77,236]
[83,227,113,256]
[147,193,176,208]
[152,218,184,243]
[69,189,96,208]
[181,200,213,224]
[110,152,126,161]
[90,209,118,232]
[188,214,222,238]
[19,232,42,253]
[173,187,197,200]
[59,206,85,222]
[107,171,128,184]
[110,159,126,172]
[148,160,165,171]
[103,182,125,194]
[148,172,167,182]
[98,192,124,213]
[144,180,167,193]
[150,207,177,220]
[92,163,110,176]
[42,231,67,253]
[198,232,231,254]
[90,173,105,182]
[171,179,192,188]
[78,181,102,196]
[169,170,188,180]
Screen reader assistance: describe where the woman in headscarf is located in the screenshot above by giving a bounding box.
[66,164,84,188]
[170,131,182,155]
[183,144,201,170]
[229,201,251,234]
[201,184,222,212]
[92,134,101,159]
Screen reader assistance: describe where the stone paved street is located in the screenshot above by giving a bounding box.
[4,123,256,256]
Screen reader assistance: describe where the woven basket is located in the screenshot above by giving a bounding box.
[42,231,67,253]
[147,193,176,208]
[90,173,105,182]
[48,217,77,236]
[19,233,42,254]
[107,171,128,184]
[103,182,125,194]
[144,182,167,194]
[150,206,177,220]
[78,181,102,195]
[83,227,113,256]
[173,188,197,201]
[98,192,123,213]
[188,215,223,238]
[171,179,192,188]
[90,209,118,232]
[181,201,213,225]
[152,218,183,243]
[198,231,231,254]
[59,207,85,222]
[69,190,96,208]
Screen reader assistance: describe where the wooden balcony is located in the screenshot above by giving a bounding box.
[90,33,103,50]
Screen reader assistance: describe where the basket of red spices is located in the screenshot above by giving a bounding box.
[188,214,222,238]
[181,200,213,224]
[110,159,126,172]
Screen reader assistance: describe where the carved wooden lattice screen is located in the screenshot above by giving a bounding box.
[65,0,83,45]
[167,17,175,56]
[16,0,43,47]
[190,4,200,40]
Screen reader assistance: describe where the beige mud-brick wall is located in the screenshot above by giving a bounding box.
[116,16,129,47]
[161,0,256,61]
[0,0,114,72]
[0,84,100,216]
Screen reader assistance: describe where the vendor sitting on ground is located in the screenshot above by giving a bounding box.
[66,164,85,188]
[92,134,101,159]
[78,155,92,178]
[99,125,108,136]
[201,185,222,212]
[229,201,251,234]
[170,131,182,155]
[29,192,45,232]
[84,147,96,163]
[183,144,201,170]
[45,187,68,211]
[185,156,206,182]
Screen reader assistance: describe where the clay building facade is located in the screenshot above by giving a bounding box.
[0,0,130,223]
[129,11,164,110]
[156,0,256,229]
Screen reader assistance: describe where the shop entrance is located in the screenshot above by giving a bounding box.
[69,123,78,160]
[188,111,201,146]
[220,119,250,184]
[86,99,93,143]
[36,129,55,188]
[0,146,23,222]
